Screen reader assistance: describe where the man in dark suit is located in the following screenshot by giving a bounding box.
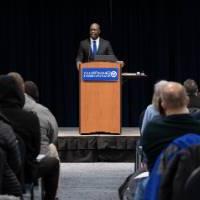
[76,23,123,69]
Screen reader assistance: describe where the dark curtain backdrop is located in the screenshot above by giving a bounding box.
[0,0,200,126]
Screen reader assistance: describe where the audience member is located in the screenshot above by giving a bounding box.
[183,78,200,109]
[141,80,168,134]
[0,75,40,183]
[3,74,59,200]
[24,80,39,102]
[141,81,200,171]
[24,80,59,159]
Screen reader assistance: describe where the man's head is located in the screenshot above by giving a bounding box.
[0,75,25,108]
[7,72,25,93]
[160,82,189,115]
[24,81,39,102]
[152,80,168,111]
[183,79,198,96]
[89,23,101,40]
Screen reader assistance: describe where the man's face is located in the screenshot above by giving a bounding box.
[90,24,100,40]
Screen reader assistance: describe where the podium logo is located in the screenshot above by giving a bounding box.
[82,68,118,81]
[111,71,117,78]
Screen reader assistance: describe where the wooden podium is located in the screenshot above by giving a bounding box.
[79,61,121,134]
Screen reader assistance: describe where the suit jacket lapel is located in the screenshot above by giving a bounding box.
[97,38,102,54]
[86,39,92,56]
[87,39,91,51]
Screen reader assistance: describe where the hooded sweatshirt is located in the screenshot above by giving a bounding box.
[0,75,40,182]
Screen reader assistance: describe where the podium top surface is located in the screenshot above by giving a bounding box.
[94,55,117,62]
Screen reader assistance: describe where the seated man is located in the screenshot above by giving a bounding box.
[6,73,59,200]
[141,81,200,171]
[24,80,59,159]
[7,73,59,159]
[0,74,40,186]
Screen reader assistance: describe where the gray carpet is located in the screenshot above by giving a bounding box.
[57,163,134,200]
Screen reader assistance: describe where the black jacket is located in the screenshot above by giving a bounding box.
[142,114,200,170]
[0,75,40,182]
[0,112,22,196]
[0,115,21,174]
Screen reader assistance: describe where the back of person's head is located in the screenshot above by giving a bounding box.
[0,75,25,108]
[161,81,189,111]
[24,81,39,102]
[152,80,168,110]
[183,79,198,96]
[7,72,24,93]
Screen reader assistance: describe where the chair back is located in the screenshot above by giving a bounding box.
[184,166,200,200]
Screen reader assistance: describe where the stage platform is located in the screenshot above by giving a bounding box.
[58,127,140,162]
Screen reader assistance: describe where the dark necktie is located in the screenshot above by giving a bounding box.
[93,40,97,56]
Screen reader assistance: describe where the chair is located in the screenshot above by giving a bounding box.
[23,155,45,200]
[23,178,44,200]
[23,182,35,200]
[188,107,200,113]
[184,166,200,200]
[145,134,200,200]
[135,109,146,171]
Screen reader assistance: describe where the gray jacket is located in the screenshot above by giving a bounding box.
[23,94,58,155]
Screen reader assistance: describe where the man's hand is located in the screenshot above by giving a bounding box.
[76,61,82,70]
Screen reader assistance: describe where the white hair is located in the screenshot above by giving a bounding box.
[152,80,168,109]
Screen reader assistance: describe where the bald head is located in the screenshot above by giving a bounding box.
[90,23,101,40]
[161,82,189,112]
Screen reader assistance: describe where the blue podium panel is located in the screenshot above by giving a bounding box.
[82,68,119,81]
